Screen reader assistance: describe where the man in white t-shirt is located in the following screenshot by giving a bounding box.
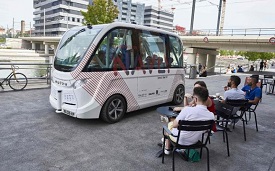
[223,75,245,101]
[164,87,214,154]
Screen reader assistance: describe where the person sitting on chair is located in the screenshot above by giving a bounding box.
[90,50,106,68]
[241,76,261,105]
[174,81,215,114]
[174,81,216,132]
[163,87,214,155]
[249,65,254,71]
[199,66,207,77]
[222,75,245,103]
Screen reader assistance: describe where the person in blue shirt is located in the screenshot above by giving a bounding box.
[242,76,262,104]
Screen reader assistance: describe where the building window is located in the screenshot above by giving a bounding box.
[77,18,80,22]
[72,17,75,22]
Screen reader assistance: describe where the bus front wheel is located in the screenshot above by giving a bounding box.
[100,94,126,123]
[172,85,185,105]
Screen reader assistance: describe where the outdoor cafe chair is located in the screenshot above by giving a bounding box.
[262,75,273,93]
[245,102,259,132]
[162,120,214,171]
[225,99,249,141]
[215,102,237,157]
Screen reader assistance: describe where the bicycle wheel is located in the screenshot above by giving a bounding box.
[8,73,28,90]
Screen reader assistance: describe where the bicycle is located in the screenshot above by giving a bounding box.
[0,65,28,90]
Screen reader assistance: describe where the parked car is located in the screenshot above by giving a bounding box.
[237,57,244,60]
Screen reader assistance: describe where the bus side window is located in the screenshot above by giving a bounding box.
[140,31,166,69]
[168,36,183,68]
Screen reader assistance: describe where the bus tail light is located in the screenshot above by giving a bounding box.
[73,79,87,89]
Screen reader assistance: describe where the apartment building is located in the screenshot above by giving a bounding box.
[144,6,174,32]
[114,0,145,25]
[33,0,90,36]
[33,0,174,36]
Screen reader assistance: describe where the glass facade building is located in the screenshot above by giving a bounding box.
[33,0,90,36]
[144,6,174,31]
[33,0,174,36]
[114,0,145,25]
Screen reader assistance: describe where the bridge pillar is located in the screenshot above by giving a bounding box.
[207,54,216,73]
[185,48,197,65]
[198,54,207,67]
[45,44,49,55]
[53,43,58,54]
[31,43,35,50]
[39,44,44,50]
[186,53,196,65]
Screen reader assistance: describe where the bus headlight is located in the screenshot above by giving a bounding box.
[73,79,87,89]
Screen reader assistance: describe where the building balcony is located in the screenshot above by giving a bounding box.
[34,0,56,8]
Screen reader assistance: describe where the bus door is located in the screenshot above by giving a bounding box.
[136,30,170,105]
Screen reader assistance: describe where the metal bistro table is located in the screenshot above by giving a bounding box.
[155,106,182,158]
[157,106,179,120]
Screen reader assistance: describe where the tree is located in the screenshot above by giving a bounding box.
[219,50,228,56]
[81,0,119,25]
[219,50,236,56]
[236,51,274,61]
[228,50,234,56]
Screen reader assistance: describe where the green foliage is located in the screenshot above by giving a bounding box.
[228,50,234,56]
[219,50,235,56]
[81,0,119,25]
[237,51,275,61]
[219,50,228,56]
[0,37,5,43]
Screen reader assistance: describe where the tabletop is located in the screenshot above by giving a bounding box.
[156,106,179,118]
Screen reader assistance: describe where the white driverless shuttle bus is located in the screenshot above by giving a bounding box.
[50,22,185,123]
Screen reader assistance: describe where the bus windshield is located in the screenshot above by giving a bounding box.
[54,26,102,72]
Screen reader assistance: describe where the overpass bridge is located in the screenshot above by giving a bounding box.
[180,35,275,72]
[20,29,275,73]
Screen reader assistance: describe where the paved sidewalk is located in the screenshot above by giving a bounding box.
[0,73,275,171]
[0,79,50,92]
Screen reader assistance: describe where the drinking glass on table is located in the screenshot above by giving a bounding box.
[216,93,220,99]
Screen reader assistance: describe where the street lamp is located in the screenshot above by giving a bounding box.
[44,9,45,37]
[67,12,69,30]
[216,0,223,36]
[189,0,196,35]
[67,4,70,30]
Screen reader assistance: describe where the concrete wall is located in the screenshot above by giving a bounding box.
[5,38,31,49]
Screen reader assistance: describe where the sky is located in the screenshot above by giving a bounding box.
[0,0,275,31]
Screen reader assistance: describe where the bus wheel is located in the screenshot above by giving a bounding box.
[100,94,126,123]
[172,85,185,105]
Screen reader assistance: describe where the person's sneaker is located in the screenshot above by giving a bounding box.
[210,130,215,136]
[164,149,171,155]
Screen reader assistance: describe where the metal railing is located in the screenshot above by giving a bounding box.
[184,63,252,77]
[182,28,275,36]
[0,62,52,85]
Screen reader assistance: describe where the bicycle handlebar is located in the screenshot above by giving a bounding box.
[11,65,19,71]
